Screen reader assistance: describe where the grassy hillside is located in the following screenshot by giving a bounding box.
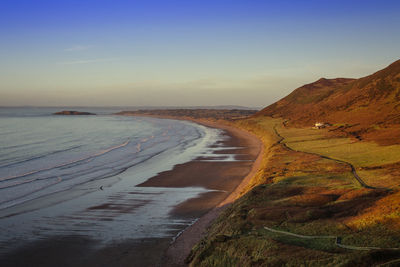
[117,60,400,265]
[258,60,400,145]
[187,116,400,266]
[187,61,400,266]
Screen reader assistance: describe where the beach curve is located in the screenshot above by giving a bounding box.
[159,118,264,267]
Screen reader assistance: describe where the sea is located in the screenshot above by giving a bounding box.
[0,107,225,254]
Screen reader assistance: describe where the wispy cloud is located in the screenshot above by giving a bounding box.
[58,58,118,65]
[64,45,92,52]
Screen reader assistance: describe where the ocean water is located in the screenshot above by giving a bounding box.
[0,107,226,251]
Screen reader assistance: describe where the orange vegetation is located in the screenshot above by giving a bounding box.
[258,59,400,145]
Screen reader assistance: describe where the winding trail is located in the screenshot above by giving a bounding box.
[272,123,378,189]
[263,226,400,251]
[267,122,400,260]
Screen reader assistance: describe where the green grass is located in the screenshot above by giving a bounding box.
[279,126,400,168]
[188,117,400,266]
[275,173,357,188]
[259,228,338,252]
[276,123,400,189]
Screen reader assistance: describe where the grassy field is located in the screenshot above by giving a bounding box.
[188,116,400,266]
[280,126,400,167]
[278,125,400,188]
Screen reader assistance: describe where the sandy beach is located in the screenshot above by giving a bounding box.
[162,120,263,266]
[0,118,262,267]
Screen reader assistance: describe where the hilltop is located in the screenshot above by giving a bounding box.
[257,60,400,144]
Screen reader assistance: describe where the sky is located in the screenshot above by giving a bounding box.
[0,0,399,108]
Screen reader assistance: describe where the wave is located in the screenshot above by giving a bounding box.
[0,177,63,209]
[0,116,216,211]
[0,135,176,193]
[0,140,130,183]
[0,145,83,169]
[1,139,49,151]
[0,137,181,209]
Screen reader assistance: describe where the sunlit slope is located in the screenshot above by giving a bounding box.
[258,59,400,144]
[188,117,400,266]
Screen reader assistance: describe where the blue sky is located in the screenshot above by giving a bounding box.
[1,0,399,107]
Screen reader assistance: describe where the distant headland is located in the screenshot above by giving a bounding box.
[53,110,96,115]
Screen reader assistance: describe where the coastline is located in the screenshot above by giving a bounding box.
[165,119,263,266]
[0,115,263,267]
[122,114,263,266]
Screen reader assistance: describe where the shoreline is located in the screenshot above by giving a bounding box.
[165,119,263,266]
[123,114,264,266]
[0,115,263,267]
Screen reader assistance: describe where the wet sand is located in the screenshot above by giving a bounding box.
[163,120,263,266]
[0,118,262,267]
[135,117,263,266]
[0,236,171,267]
[138,119,260,221]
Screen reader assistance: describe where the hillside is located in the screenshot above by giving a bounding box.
[257,60,400,144]
[187,115,400,266]
[113,61,400,266]
[186,60,400,266]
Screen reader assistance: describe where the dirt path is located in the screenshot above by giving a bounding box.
[273,124,378,189]
[263,226,400,251]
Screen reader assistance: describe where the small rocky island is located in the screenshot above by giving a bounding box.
[53,110,96,115]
